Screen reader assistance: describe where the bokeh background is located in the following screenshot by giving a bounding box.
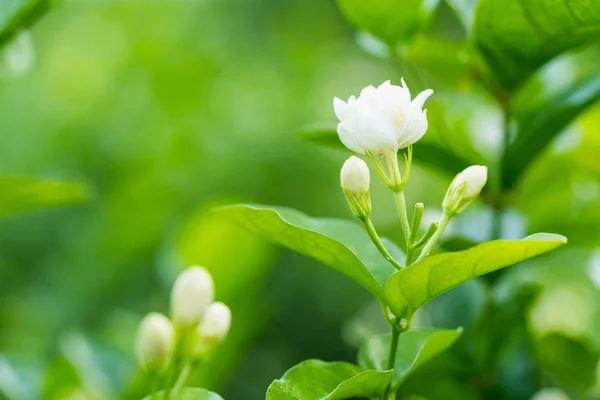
[2,0,600,399]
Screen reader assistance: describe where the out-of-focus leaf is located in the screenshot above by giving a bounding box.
[474,0,600,90]
[42,356,81,400]
[142,388,224,400]
[359,329,462,387]
[0,357,38,400]
[503,73,600,189]
[534,334,599,394]
[0,30,35,76]
[58,331,131,399]
[404,35,471,86]
[385,234,567,318]
[0,0,51,47]
[218,204,401,303]
[266,359,391,400]
[445,0,478,31]
[335,0,441,46]
[300,125,471,176]
[0,176,88,218]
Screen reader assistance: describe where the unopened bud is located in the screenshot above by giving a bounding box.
[171,266,214,327]
[135,313,174,372]
[442,165,488,216]
[340,156,371,218]
[195,302,231,357]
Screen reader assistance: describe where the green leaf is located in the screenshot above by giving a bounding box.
[385,233,567,317]
[0,0,52,47]
[217,204,401,303]
[359,329,462,387]
[534,334,599,394]
[266,360,392,400]
[0,176,89,218]
[143,388,224,400]
[336,0,441,46]
[300,125,471,176]
[474,0,600,90]
[502,72,600,189]
[445,0,478,30]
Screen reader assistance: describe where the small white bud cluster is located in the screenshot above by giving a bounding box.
[442,166,488,216]
[340,156,371,219]
[135,266,232,373]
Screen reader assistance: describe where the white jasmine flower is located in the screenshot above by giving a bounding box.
[171,266,214,327]
[340,156,370,196]
[333,79,433,155]
[135,313,174,372]
[443,165,488,215]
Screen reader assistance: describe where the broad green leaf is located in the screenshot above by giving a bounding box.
[336,0,441,46]
[386,233,567,317]
[474,0,600,90]
[359,329,462,387]
[0,0,51,47]
[143,388,224,400]
[502,72,600,189]
[300,125,471,177]
[217,204,401,303]
[266,360,392,400]
[0,176,89,218]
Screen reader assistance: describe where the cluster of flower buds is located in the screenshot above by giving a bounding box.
[135,266,232,373]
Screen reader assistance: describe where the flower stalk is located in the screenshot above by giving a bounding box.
[361,217,404,270]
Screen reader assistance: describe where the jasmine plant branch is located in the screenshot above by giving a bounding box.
[416,213,452,262]
[393,191,412,246]
[382,327,401,400]
[361,217,404,270]
[405,203,424,265]
[171,362,195,396]
[413,222,439,250]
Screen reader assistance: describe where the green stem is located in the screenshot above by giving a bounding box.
[409,203,424,244]
[392,191,411,246]
[361,218,404,270]
[171,362,194,396]
[416,213,452,262]
[386,328,401,370]
[382,327,401,400]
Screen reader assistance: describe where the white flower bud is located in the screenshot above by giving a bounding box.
[171,266,214,327]
[340,156,370,196]
[195,302,232,357]
[443,165,488,216]
[135,313,174,372]
[334,79,433,155]
[340,156,372,219]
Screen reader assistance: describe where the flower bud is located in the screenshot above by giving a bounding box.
[341,156,370,196]
[442,165,488,216]
[340,156,371,219]
[171,266,214,327]
[195,302,232,357]
[135,312,174,372]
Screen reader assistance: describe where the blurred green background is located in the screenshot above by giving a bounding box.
[2,0,600,399]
